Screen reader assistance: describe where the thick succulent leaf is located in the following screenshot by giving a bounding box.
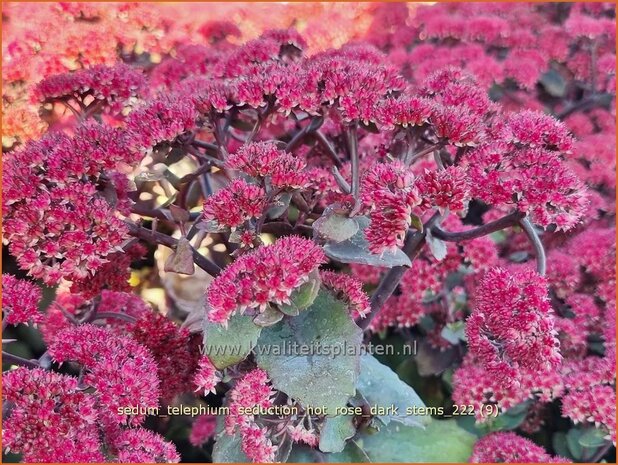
[349,420,476,462]
[256,289,362,412]
[279,271,321,315]
[425,228,447,261]
[313,211,359,243]
[267,192,293,219]
[211,432,249,463]
[289,420,475,463]
[253,305,285,327]
[440,321,466,344]
[319,415,357,453]
[323,216,411,267]
[578,427,609,448]
[478,401,530,433]
[203,313,262,369]
[356,354,429,428]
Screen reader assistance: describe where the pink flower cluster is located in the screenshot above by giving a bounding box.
[226,141,309,189]
[34,63,145,111]
[470,432,569,463]
[70,243,146,298]
[225,368,278,462]
[3,126,135,284]
[464,124,587,232]
[189,415,217,447]
[193,356,222,396]
[207,236,326,324]
[3,368,104,462]
[112,428,180,463]
[416,166,470,214]
[2,274,42,326]
[560,356,616,443]
[202,179,266,229]
[360,161,421,254]
[48,324,161,427]
[125,93,197,151]
[129,312,199,402]
[320,270,371,318]
[465,267,561,382]
[453,354,564,422]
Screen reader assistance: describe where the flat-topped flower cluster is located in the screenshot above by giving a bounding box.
[2,2,615,463]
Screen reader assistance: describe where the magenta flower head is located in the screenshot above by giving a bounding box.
[466,267,561,383]
[227,141,309,189]
[2,368,104,463]
[2,274,42,326]
[470,432,570,463]
[112,428,180,463]
[126,93,197,151]
[361,161,421,254]
[225,368,278,462]
[35,63,145,111]
[202,179,266,229]
[48,324,161,427]
[320,270,371,318]
[207,236,326,325]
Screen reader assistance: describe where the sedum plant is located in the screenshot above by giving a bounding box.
[1,2,615,463]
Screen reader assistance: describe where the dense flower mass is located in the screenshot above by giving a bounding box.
[469,432,568,463]
[113,428,180,463]
[189,415,217,447]
[48,325,160,427]
[125,94,197,151]
[2,274,42,326]
[202,179,266,229]
[361,161,421,254]
[193,356,221,395]
[465,267,561,382]
[2,129,132,283]
[226,369,277,462]
[129,312,199,401]
[320,270,371,318]
[207,236,326,324]
[34,63,145,112]
[3,368,104,463]
[227,142,310,189]
[1,2,616,464]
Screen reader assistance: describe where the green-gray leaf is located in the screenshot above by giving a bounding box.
[426,228,447,261]
[319,415,357,453]
[540,69,567,97]
[440,322,466,344]
[323,216,411,268]
[293,420,475,463]
[313,212,359,243]
[357,354,429,428]
[253,305,285,327]
[203,313,262,370]
[267,192,293,219]
[256,289,362,413]
[279,271,321,315]
[212,432,249,463]
[578,427,609,448]
[566,428,585,460]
